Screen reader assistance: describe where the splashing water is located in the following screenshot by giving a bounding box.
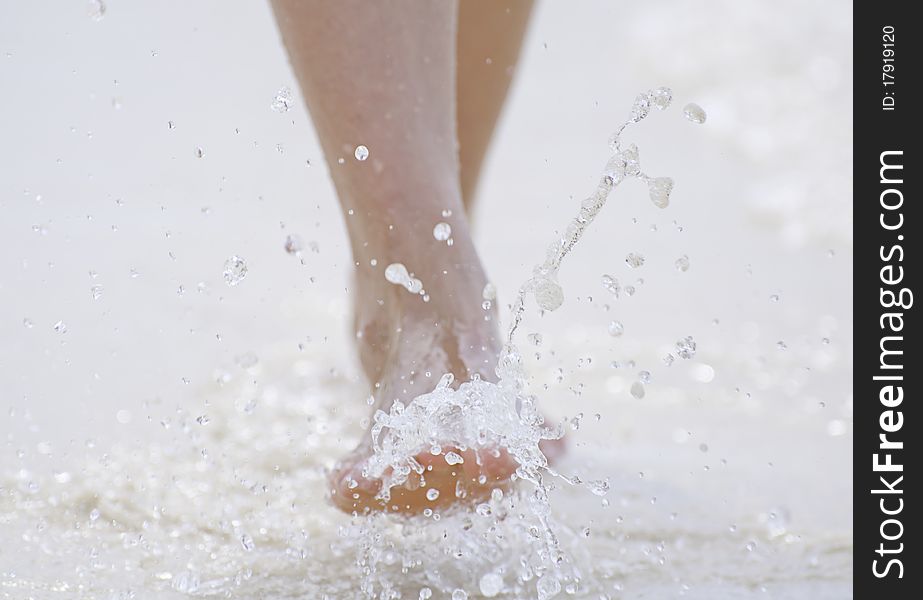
[0,72,852,594]
[683,102,707,124]
[271,86,294,113]
[433,221,452,241]
[360,88,690,598]
[87,0,106,21]
[384,262,425,296]
[223,255,248,286]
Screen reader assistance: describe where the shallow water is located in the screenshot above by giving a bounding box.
[1,338,851,599]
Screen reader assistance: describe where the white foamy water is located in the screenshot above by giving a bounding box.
[1,0,851,597]
[0,339,851,598]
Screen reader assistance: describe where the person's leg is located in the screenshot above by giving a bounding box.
[456,0,534,212]
[270,0,514,514]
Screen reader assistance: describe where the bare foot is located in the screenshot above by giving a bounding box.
[329,224,564,514]
[331,256,520,513]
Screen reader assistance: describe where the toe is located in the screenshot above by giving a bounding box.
[329,460,383,514]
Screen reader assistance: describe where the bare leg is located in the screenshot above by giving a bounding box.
[270,0,515,514]
[457,0,534,211]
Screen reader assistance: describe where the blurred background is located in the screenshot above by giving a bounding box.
[1,0,852,597]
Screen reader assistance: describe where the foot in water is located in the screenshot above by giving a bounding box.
[270,0,543,514]
[329,232,562,515]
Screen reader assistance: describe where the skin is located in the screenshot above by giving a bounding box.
[270,0,543,514]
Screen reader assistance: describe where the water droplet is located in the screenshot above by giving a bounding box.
[533,277,564,311]
[663,353,675,366]
[589,479,609,496]
[601,274,620,296]
[426,488,440,501]
[444,452,464,465]
[87,0,106,21]
[194,147,204,158]
[451,590,468,600]
[240,533,255,551]
[479,573,503,597]
[650,86,673,110]
[675,255,690,272]
[607,321,624,337]
[53,320,67,334]
[433,222,452,241]
[195,415,210,426]
[90,284,104,300]
[776,340,787,351]
[384,262,425,295]
[683,102,707,124]
[528,333,543,346]
[630,93,652,123]
[89,508,100,521]
[639,370,652,384]
[675,336,697,359]
[271,87,294,113]
[172,572,200,594]
[223,256,248,286]
[167,120,175,130]
[354,145,369,161]
[770,294,780,302]
[23,318,33,329]
[384,263,408,284]
[284,234,303,255]
[482,282,497,300]
[605,144,641,181]
[625,252,645,269]
[630,381,645,399]
[419,588,433,600]
[536,573,562,599]
[648,176,674,209]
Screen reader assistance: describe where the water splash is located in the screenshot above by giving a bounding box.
[223,255,248,286]
[503,90,676,348]
[384,262,425,296]
[683,102,707,124]
[433,221,452,241]
[87,0,106,21]
[362,88,684,598]
[271,86,294,113]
